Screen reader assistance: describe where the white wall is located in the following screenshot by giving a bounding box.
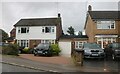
[59,41,71,57]
[16,26,56,40]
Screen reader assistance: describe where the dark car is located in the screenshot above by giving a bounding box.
[33,43,52,56]
[83,43,105,59]
[106,43,120,60]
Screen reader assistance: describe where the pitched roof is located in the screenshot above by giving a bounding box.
[89,11,120,20]
[14,17,61,27]
[84,11,120,29]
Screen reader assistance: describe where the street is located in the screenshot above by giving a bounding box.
[83,58,119,72]
[2,63,42,72]
[2,54,120,72]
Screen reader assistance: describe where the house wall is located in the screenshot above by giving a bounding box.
[85,15,95,43]
[16,26,56,40]
[29,40,41,48]
[10,28,16,37]
[56,23,62,40]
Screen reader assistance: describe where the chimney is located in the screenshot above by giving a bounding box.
[58,13,61,17]
[88,5,92,11]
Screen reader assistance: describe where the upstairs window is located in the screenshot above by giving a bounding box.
[21,28,26,33]
[97,21,115,29]
[42,26,55,33]
[18,27,29,33]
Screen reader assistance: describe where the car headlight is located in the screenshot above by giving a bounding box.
[115,50,119,52]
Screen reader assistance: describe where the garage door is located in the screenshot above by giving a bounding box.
[59,41,71,57]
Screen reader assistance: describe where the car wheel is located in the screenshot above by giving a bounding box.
[34,52,37,56]
[112,54,115,60]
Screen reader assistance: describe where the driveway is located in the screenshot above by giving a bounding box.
[19,54,73,65]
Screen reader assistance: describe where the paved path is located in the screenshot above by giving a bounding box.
[19,54,72,65]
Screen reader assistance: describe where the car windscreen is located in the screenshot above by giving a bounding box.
[37,44,50,49]
[112,43,120,49]
[84,43,101,49]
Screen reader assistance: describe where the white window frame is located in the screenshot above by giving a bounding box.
[75,41,87,49]
[42,26,55,33]
[41,40,55,44]
[18,27,29,33]
[97,21,115,29]
[17,40,29,47]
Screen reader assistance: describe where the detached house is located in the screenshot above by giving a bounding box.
[84,5,120,48]
[14,14,62,48]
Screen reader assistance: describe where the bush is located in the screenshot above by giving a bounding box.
[22,47,30,54]
[2,43,19,56]
[50,44,61,56]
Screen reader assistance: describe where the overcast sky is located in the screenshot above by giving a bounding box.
[0,0,119,35]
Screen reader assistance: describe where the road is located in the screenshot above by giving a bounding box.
[83,58,119,72]
[2,63,42,72]
[2,54,120,72]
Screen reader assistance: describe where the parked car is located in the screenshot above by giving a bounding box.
[18,46,25,54]
[83,43,105,59]
[0,42,9,46]
[106,43,120,60]
[33,43,52,56]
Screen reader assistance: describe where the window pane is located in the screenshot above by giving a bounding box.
[21,28,26,33]
[42,27,44,33]
[45,27,51,33]
[97,21,115,29]
[52,27,54,32]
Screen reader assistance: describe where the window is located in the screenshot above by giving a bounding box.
[41,40,55,44]
[52,27,54,32]
[18,28,20,33]
[97,38,116,48]
[18,27,29,33]
[75,41,87,49]
[97,21,115,29]
[17,40,29,47]
[42,26,55,33]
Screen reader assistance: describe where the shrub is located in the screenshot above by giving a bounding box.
[22,47,30,54]
[50,44,61,56]
[2,43,19,56]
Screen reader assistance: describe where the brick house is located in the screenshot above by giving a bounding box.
[14,14,62,48]
[84,6,120,48]
[10,28,16,38]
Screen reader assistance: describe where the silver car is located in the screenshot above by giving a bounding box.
[83,43,105,59]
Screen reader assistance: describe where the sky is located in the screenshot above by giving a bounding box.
[0,0,120,36]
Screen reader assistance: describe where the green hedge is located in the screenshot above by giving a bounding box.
[50,44,61,56]
[2,44,19,56]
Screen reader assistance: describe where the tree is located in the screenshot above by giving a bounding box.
[0,29,9,42]
[67,26,75,35]
[78,31,82,36]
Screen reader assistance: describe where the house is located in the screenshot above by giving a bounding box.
[14,13,62,48]
[6,28,16,44]
[84,5,120,48]
[10,28,16,38]
[59,35,88,57]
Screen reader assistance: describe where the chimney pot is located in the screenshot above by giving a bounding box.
[58,13,60,17]
[88,5,92,11]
